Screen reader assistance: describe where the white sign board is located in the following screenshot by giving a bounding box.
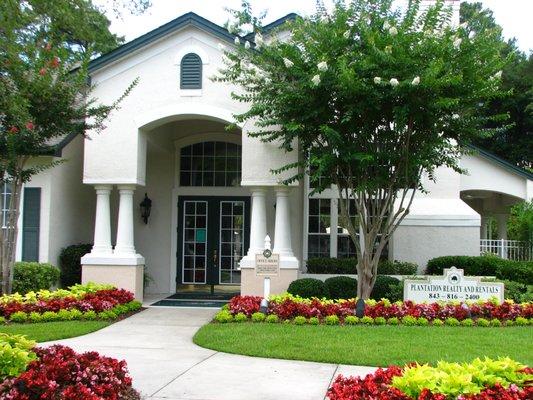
[404,267,504,303]
[255,251,280,276]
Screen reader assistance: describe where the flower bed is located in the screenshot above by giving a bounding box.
[327,358,532,399]
[218,295,533,326]
[0,333,139,399]
[0,283,142,323]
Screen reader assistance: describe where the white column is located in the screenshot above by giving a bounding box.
[90,185,113,255]
[496,214,508,240]
[480,216,488,240]
[115,185,136,255]
[273,187,294,257]
[247,187,268,256]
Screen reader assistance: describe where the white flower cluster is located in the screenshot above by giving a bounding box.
[255,33,264,48]
[283,58,294,68]
[490,70,503,81]
[373,76,421,87]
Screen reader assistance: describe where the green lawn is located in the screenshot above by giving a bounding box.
[194,323,532,367]
[0,321,110,342]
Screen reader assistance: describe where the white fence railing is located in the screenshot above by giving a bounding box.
[480,239,532,261]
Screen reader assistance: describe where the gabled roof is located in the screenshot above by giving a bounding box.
[88,12,296,74]
[51,12,297,155]
[468,144,533,181]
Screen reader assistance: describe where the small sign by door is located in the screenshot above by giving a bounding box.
[255,252,280,276]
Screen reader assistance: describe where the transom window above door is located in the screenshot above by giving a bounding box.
[179,141,242,187]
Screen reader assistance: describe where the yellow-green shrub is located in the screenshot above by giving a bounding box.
[392,358,532,398]
[0,334,36,379]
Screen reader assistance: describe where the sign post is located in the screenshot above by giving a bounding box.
[256,236,280,313]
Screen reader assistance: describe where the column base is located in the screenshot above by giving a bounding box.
[240,268,299,296]
[81,254,145,301]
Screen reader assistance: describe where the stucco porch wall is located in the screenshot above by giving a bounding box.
[391,224,480,272]
[123,122,304,295]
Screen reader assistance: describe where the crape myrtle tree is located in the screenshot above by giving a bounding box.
[216,0,507,298]
[0,0,146,294]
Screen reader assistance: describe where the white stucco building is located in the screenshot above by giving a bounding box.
[6,6,532,300]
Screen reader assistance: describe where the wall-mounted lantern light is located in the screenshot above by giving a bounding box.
[140,193,152,224]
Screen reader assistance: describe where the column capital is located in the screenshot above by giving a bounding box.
[274,186,291,194]
[250,186,268,195]
[117,184,137,192]
[94,184,113,193]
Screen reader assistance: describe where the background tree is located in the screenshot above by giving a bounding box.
[508,200,533,243]
[217,0,506,298]
[0,0,147,294]
[461,2,532,171]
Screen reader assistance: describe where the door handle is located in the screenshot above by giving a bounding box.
[213,249,218,265]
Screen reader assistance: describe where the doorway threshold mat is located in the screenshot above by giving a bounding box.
[166,292,239,301]
[150,298,228,308]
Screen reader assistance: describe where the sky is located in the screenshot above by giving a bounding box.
[99,0,533,52]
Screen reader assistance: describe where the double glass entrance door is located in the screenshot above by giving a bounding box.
[177,196,250,285]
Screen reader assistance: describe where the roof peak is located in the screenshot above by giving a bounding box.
[88,11,296,74]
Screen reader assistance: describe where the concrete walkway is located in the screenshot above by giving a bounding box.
[50,307,377,400]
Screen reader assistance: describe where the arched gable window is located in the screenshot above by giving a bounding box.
[180,141,241,187]
[180,53,202,89]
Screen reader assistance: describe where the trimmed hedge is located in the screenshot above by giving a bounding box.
[502,280,533,303]
[306,258,355,274]
[324,276,357,299]
[376,260,418,275]
[13,262,60,294]
[426,255,533,284]
[306,258,418,275]
[287,276,403,301]
[287,278,329,298]
[59,243,92,287]
[370,276,401,300]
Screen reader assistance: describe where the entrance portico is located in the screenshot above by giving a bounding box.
[81,107,302,300]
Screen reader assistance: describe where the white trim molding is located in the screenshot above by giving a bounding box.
[135,103,242,131]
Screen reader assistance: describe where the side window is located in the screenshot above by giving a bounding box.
[1,183,11,229]
[180,53,202,89]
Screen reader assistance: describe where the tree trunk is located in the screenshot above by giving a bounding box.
[0,177,22,295]
[357,251,377,299]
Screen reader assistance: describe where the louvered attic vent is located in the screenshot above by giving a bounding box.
[180,53,202,89]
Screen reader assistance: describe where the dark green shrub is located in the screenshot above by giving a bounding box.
[496,260,533,285]
[501,280,533,303]
[426,255,501,276]
[370,276,401,300]
[287,278,329,298]
[377,260,418,275]
[13,262,60,294]
[59,243,92,287]
[384,280,404,302]
[324,276,357,299]
[426,255,532,284]
[306,258,356,274]
[306,257,418,275]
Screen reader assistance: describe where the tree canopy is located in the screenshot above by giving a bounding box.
[0,0,143,293]
[461,2,532,171]
[217,0,506,297]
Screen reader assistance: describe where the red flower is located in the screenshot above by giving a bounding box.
[8,126,18,134]
[0,345,140,399]
[25,121,35,130]
[38,67,47,76]
[0,288,135,318]
[326,369,532,400]
[50,57,60,68]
